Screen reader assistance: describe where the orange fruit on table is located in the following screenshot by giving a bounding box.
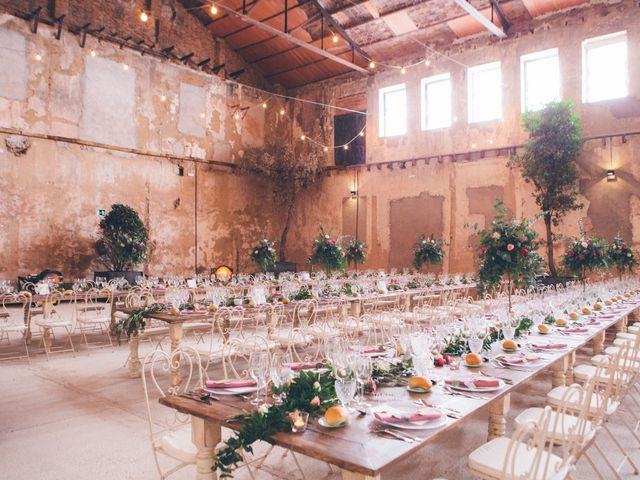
[569,312,579,320]
[408,376,432,391]
[582,307,592,315]
[465,352,482,366]
[538,324,550,333]
[324,406,349,426]
[502,339,517,351]
[593,303,603,310]
[555,319,567,327]
[208,304,218,312]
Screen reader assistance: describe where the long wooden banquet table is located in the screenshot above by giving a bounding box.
[118,284,474,384]
[158,297,640,480]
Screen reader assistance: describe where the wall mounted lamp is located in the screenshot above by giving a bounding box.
[350,189,357,199]
[607,169,616,182]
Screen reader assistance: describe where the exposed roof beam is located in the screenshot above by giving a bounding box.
[489,0,510,33]
[205,0,262,26]
[234,13,319,52]
[222,0,312,39]
[263,46,353,78]
[309,0,369,59]
[211,1,369,74]
[452,0,507,37]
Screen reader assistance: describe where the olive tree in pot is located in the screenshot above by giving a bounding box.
[241,143,323,272]
[509,100,584,279]
[94,203,148,285]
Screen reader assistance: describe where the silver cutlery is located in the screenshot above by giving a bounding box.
[369,424,415,443]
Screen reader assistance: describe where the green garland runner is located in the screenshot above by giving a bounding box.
[111,303,164,341]
[213,370,337,477]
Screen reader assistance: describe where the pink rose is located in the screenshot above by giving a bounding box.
[520,248,528,256]
[310,396,320,406]
[507,244,514,251]
[569,250,574,257]
[328,239,336,245]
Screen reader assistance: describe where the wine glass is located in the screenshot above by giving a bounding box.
[354,357,372,406]
[270,352,292,404]
[468,328,485,354]
[249,352,270,406]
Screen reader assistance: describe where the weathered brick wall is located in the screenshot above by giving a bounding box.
[0,10,280,280]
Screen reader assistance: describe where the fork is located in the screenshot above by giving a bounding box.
[369,424,415,442]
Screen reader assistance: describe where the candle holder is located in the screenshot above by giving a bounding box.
[289,410,309,433]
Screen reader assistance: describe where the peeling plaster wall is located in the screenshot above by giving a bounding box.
[285,2,640,273]
[0,15,275,279]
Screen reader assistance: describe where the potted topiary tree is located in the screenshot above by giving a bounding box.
[94,203,148,284]
[509,101,583,280]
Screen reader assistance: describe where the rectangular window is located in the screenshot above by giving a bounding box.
[468,61,502,123]
[378,83,406,137]
[582,31,627,103]
[421,73,452,130]
[521,48,560,112]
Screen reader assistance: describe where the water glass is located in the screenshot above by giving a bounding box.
[335,377,357,408]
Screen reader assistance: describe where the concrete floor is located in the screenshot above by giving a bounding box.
[1,327,640,480]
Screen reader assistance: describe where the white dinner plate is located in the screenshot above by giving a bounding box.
[203,385,258,395]
[318,417,348,429]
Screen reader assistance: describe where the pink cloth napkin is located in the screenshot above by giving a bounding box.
[181,310,208,315]
[563,327,589,333]
[286,362,324,371]
[205,379,256,389]
[531,343,567,349]
[374,408,441,423]
[363,346,386,354]
[599,314,615,319]
[445,377,500,388]
[501,354,541,365]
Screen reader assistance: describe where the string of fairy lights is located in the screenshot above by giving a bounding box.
[12,0,471,152]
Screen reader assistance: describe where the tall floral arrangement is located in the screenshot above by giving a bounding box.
[563,234,608,277]
[95,204,148,271]
[607,234,637,275]
[250,239,276,273]
[476,199,544,307]
[309,227,345,273]
[345,239,367,267]
[412,234,446,270]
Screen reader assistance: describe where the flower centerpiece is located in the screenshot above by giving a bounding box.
[607,234,638,276]
[309,227,345,273]
[250,239,276,273]
[412,234,446,270]
[345,239,367,268]
[475,199,544,309]
[563,234,608,279]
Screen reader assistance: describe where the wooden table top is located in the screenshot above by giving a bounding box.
[159,298,640,476]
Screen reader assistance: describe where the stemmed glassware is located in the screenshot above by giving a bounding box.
[249,352,270,406]
[354,356,372,407]
[270,352,293,404]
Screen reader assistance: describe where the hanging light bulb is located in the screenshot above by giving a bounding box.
[262,102,267,109]
[234,112,240,120]
[160,95,166,102]
[210,4,218,15]
[400,67,406,75]
[323,146,329,152]
[279,107,285,116]
[369,61,375,69]
[424,58,431,67]
[343,144,349,150]
[35,53,42,61]
[123,64,129,70]
[332,32,339,43]
[200,112,205,118]
[300,134,306,140]
[90,49,96,57]
[359,131,365,137]
[140,10,149,22]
